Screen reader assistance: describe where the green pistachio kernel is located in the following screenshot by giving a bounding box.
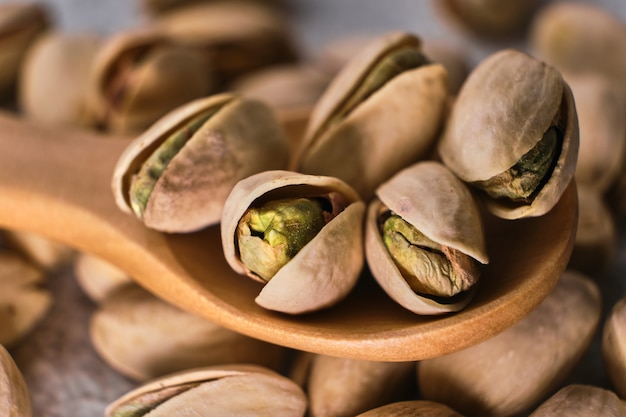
[473,126,562,203]
[237,198,328,281]
[129,108,218,218]
[382,214,479,298]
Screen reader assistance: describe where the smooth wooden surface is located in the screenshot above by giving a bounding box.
[0,112,578,361]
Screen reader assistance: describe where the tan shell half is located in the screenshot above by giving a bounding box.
[221,170,365,314]
[0,345,31,417]
[112,93,289,232]
[365,161,488,315]
[438,49,579,219]
[357,400,465,417]
[295,31,449,200]
[105,364,307,417]
[529,385,626,417]
[602,296,626,399]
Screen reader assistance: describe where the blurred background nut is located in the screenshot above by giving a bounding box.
[89,27,213,134]
[154,1,299,86]
[141,0,290,17]
[18,31,102,129]
[356,400,465,417]
[417,271,601,417]
[1,229,74,272]
[291,352,415,417]
[0,344,31,417]
[73,253,131,303]
[106,364,307,417]
[602,296,626,399]
[90,284,288,381]
[528,384,626,417]
[0,251,51,348]
[0,2,49,101]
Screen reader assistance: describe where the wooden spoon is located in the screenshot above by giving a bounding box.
[0,112,577,361]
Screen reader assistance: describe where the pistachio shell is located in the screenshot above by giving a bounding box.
[602,296,626,399]
[295,31,449,200]
[91,284,287,381]
[528,385,626,417]
[418,271,601,417]
[0,251,51,348]
[73,253,131,303]
[89,27,213,133]
[0,344,31,417]
[365,161,487,315]
[357,400,465,417]
[112,93,289,232]
[2,229,74,271]
[105,364,307,417]
[18,31,101,128]
[438,49,579,219]
[221,170,364,314]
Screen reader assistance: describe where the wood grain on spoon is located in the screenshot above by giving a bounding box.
[0,111,577,361]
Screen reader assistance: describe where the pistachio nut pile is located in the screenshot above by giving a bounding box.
[1,1,626,416]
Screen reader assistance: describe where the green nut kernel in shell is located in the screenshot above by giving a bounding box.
[365,161,488,315]
[438,49,579,220]
[112,94,289,233]
[222,170,364,314]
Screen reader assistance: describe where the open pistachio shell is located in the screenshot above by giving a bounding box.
[0,345,31,417]
[221,170,364,314]
[529,385,626,417]
[602,296,626,399]
[357,401,465,417]
[365,161,488,315]
[294,31,449,200]
[438,49,579,219]
[89,27,213,133]
[112,93,289,232]
[105,364,307,417]
[418,271,601,417]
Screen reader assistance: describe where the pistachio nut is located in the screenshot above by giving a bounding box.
[73,253,131,303]
[434,0,542,38]
[112,93,289,233]
[0,2,49,99]
[438,49,579,219]
[528,385,626,417]
[602,296,626,399]
[567,74,626,194]
[293,352,415,417]
[365,161,488,315]
[89,27,213,134]
[2,229,74,271]
[18,31,101,129]
[530,2,626,94]
[356,401,465,417]
[91,284,287,381]
[418,270,601,417]
[294,31,449,200]
[221,170,365,314]
[142,0,289,16]
[155,2,298,84]
[0,344,31,417]
[0,251,51,348]
[105,364,307,417]
[569,186,616,275]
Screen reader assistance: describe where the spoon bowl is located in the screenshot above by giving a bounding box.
[0,112,577,361]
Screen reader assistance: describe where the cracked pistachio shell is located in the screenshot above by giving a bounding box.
[365,161,488,315]
[602,296,626,399]
[89,27,213,133]
[105,364,307,417]
[221,170,365,314]
[0,3,49,98]
[0,345,31,417]
[112,94,289,233]
[0,251,51,348]
[357,401,465,417]
[529,385,626,417]
[91,284,287,381]
[438,49,579,219]
[418,271,601,417]
[295,31,449,200]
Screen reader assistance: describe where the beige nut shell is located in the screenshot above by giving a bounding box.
[438,49,579,219]
[365,161,487,315]
[221,170,364,314]
[112,93,289,232]
[0,345,31,417]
